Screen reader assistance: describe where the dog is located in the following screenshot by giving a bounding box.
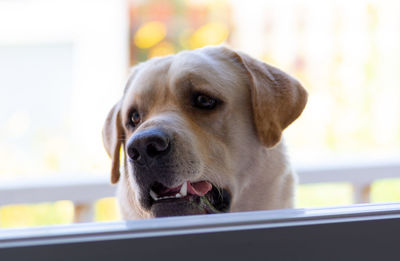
[102,46,307,219]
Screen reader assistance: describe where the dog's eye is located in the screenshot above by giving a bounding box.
[193,93,218,110]
[129,110,141,127]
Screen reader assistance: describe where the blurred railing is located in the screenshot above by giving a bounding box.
[1,160,400,222]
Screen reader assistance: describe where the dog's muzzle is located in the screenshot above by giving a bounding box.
[126,128,231,217]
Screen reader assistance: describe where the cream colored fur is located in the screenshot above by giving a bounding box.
[103,46,307,219]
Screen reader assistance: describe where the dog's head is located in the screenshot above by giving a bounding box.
[103,46,307,218]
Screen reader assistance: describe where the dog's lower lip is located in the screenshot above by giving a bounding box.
[148,182,231,214]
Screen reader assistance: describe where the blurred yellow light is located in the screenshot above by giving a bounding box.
[95,197,120,222]
[134,21,167,49]
[0,201,73,228]
[149,42,175,58]
[189,22,229,49]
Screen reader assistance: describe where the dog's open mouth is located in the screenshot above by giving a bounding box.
[149,181,231,216]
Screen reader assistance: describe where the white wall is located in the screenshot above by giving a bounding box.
[0,0,129,177]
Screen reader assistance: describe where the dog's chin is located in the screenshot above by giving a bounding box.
[150,196,208,217]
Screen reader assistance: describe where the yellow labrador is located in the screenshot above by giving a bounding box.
[102,46,307,219]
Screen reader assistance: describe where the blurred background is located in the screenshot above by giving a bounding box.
[0,0,399,228]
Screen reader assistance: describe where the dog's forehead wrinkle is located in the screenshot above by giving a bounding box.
[170,52,248,102]
[170,51,223,81]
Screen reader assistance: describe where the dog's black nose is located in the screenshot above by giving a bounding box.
[127,129,171,165]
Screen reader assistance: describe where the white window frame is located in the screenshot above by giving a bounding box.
[1,160,400,222]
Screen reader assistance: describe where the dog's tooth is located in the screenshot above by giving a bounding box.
[160,195,175,200]
[150,189,159,201]
[180,182,187,197]
[175,193,182,198]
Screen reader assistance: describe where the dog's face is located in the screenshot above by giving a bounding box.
[103,46,307,218]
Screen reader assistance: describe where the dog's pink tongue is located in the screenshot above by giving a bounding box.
[187,181,212,196]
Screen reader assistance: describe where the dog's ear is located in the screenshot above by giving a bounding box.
[231,50,308,147]
[102,101,124,184]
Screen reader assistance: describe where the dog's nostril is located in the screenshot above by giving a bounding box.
[131,148,141,161]
[147,144,158,158]
[146,140,169,158]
